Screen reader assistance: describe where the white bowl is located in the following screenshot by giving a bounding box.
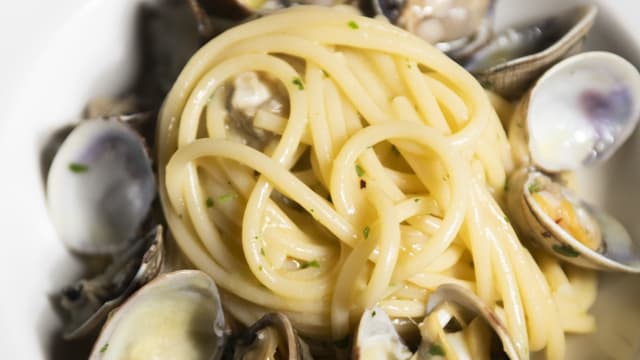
[1,0,639,358]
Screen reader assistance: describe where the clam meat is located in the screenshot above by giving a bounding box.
[372,0,494,54]
[506,168,640,272]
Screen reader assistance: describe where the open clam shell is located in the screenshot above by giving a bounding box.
[506,168,640,272]
[509,51,640,172]
[233,312,314,359]
[417,284,521,360]
[372,0,495,55]
[57,225,165,339]
[89,270,227,359]
[353,307,412,360]
[464,4,597,100]
[47,118,156,255]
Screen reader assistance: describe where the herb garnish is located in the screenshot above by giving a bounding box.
[218,193,237,203]
[292,77,304,90]
[300,259,320,269]
[552,244,580,257]
[347,20,359,29]
[260,248,265,256]
[528,181,542,194]
[504,215,510,223]
[503,178,510,192]
[363,225,370,239]
[371,310,376,317]
[69,162,89,173]
[414,198,421,203]
[99,343,109,353]
[355,164,365,177]
[429,344,446,356]
[206,197,214,208]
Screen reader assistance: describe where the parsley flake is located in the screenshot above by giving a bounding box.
[355,164,365,177]
[69,162,89,173]
[218,193,237,203]
[414,198,421,203]
[300,259,320,269]
[503,178,510,192]
[371,310,376,317]
[292,77,304,90]
[347,20,359,29]
[100,343,109,353]
[206,197,214,208]
[504,215,510,224]
[429,344,445,356]
[363,225,370,239]
[552,244,580,258]
[528,181,542,194]
[260,248,265,256]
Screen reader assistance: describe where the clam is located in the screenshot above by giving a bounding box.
[504,51,640,272]
[372,0,495,55]
[353,307,413,360]
[506,168,640,272]
[187,0,352,37]
[415,284,520,360]
[89,270,227,359]
[56,225,165,339]
[233,312,314,359]
[509,51,640,172]
[462,4,597,100]
[47,118,156,255]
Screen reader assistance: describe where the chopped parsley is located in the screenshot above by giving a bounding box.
[355,164,365,177]
[292,77,304,90]
[260,248,265,256]
[371,310,376,317]
[300,259,320,269]
[99,343,109,353]
[206,197,214,208]
[414,198,421,203]
[429,344,446,356]
[258,265,263,271]
[528,181,542,194]
[69,162,89,173]
[218,193,237,203]
[347,20,359,29]
[322,69,330,78]
[504,215,510,224]
[552,244,580,258]
[503,178,510,192]
[363,225,370,239]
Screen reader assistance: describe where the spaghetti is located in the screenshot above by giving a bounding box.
[157,6,595,359]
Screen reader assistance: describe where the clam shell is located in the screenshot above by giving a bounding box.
[506,168,640,272]
[468,4,597,100]
[89,270,227,359]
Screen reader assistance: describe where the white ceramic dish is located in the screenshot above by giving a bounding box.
[1,0,639,358]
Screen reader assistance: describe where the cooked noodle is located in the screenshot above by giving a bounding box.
[157,6,595,359]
